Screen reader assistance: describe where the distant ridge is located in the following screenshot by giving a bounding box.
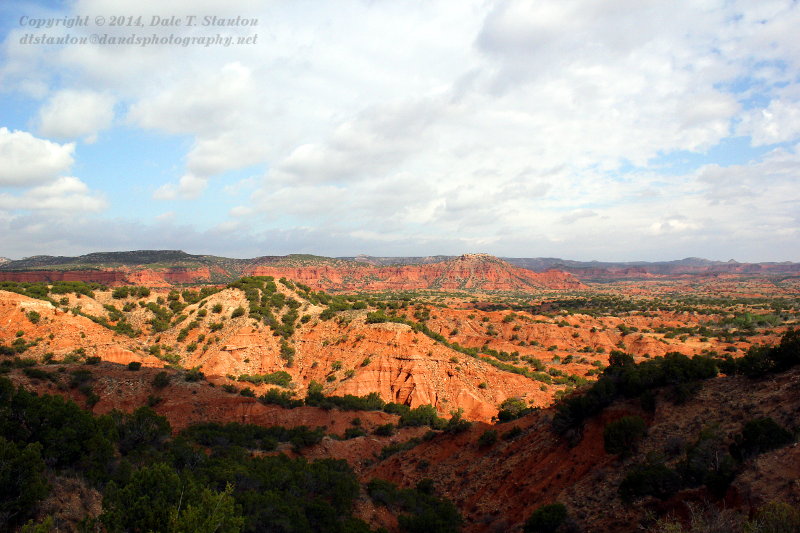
[0,250,584,290]
[502,256,800,278]
[0,250,797,285]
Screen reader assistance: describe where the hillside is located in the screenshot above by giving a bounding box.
[2,250,798,290]
[0,271,797,531]
[0,252,586,291]
[505,257,800,280]
[2,321,798,531]
[365,358,800,532]
[0,272,791,423]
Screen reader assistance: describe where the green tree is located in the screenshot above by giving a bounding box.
[101,463,183,532]
[167,483,244,533]
[116,406,171,455]
[0,438,49,527]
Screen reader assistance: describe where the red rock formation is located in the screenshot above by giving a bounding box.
[246,254,586,291]
[0,267,214,287]
[0,270,129,284]
[0,254,585,291]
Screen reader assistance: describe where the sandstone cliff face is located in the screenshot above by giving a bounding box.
[245,254,586,291]
[173,305,546,422]
[0,290,143,361]
[0,267,218,287]
[0,270,130,284]
[0,253,585,291]
[7,363,400,435]
[0,288,557,422]
[2,284,775,424]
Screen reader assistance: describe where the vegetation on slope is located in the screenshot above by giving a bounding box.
[0,375,461,532]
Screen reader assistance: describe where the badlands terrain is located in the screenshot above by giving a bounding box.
[0,251,798,532]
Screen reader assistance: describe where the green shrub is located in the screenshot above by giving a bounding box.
[748,501,800,533]
[26,311,40,324]
[723,329,800,377]
[111,286,130,299]
[399,404,446,429]
[524,503,568,533]
[152,371,170,389]
[22,367,52,381]
[478,430,498,448]
[238,370,292,387]
[367,478,461,532]
[127,361,142,371]
[374,423,395,437]
[502,426,523,440]
[258,388,303,409]
[604,416,647,456]
[497,397,534,422]
[0,378,115,477]
[184,367,205,382]
[146,395,162,407]
[444,409,472,434]
[553,349,718,442]
[678,429,736,496]
[343,427,367,439]
[732,417,793,460]
[619,462,681,502]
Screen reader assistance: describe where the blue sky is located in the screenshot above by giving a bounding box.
[1,0,798,261]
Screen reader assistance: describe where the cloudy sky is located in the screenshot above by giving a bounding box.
[0,0,798,261]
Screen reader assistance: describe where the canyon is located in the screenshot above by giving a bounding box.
[1,250,798,532]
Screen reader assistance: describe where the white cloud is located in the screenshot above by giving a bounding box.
[0,128,106,214]
[0,128,75,186]
[267,96,447,185]
[1,0,800,260]
[0,176,107,211]
[738,98,800,146]
[649,216,701,235]
[37,90,115,142]
[560,209,599,225]
[229,206,253,217]
[128,62,255,136]
[129,61,271,179]
[698,144,800,205]
[153,173,208,200]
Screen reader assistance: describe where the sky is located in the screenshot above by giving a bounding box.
[0,0,798,262]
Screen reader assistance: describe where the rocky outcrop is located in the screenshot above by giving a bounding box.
[0,270,130,284]
[0,266,219,287]
[246,254,586,291]
[0,252,585,291]
[0,290,141,361]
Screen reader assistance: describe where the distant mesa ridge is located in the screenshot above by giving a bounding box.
[0,250,797,287]
[0,250,583,290]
